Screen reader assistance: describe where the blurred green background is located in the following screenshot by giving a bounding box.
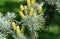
[0,0,21,13]
[0,0,60,39]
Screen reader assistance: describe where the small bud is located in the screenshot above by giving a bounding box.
[27,0,31,6]
[12,22,16,31]
[31,0,36,5]
[24,6,28,15]
[20,5,24,11]
[16,26,21,37]
[21,26,25,33]
[33,12,37,16]
[24,5,28,10]
[37,5,42,14]
[29,8,34,16]
[19,11,25,19]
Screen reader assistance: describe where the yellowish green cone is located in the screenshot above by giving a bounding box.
[37,5,42,14]
[19,11,25,19]
[31,0,36,5]
[16,26,21,37]
[20,5,24,11]
[27,0,31,6]
[12,22,16,31]
[29,7,34,16]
